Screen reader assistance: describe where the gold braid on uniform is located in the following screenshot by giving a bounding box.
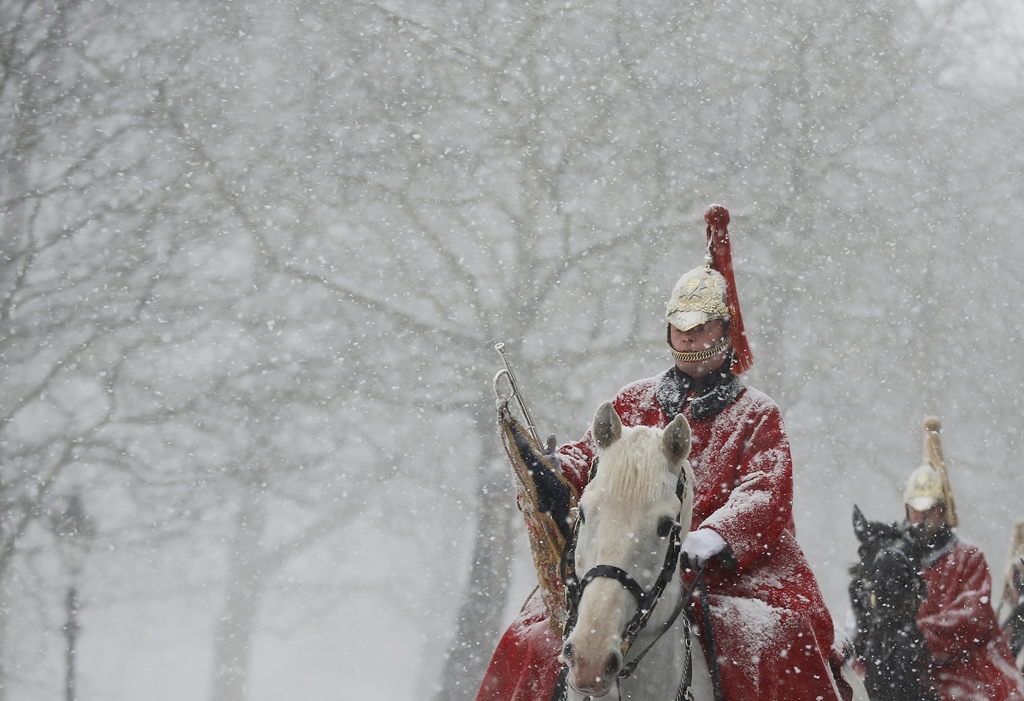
[667,336,730,363]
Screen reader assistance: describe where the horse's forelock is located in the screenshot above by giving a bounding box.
[592,426,676,506]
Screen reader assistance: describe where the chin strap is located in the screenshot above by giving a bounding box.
[667,335,730,363]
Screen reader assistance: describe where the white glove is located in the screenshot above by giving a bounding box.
[681,529,727,567]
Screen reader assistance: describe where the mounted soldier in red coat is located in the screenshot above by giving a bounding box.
[478,206,860,701]
[899,419,1024,701]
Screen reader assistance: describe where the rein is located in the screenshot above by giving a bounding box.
[621,562,705,678]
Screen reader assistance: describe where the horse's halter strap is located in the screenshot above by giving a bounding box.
[561,471,688,666]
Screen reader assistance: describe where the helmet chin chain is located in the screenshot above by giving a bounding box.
[667,336,731,363]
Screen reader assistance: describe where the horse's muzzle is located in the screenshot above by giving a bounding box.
[560,642,620,697]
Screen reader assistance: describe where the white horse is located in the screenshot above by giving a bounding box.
[559,401,712,701]
[558,401,869,701]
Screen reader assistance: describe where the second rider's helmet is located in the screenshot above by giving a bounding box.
[902,416,959,527]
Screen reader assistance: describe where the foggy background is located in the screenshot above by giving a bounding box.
[2,0,1023,699]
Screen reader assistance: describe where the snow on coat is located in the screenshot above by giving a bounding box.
[917,536,1024,701]
[476,368,850,701]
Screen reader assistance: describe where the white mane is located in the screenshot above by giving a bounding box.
[589,424,678,507]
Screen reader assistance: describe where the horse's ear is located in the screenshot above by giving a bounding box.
[592,401,621,449]
[662,414,691,467]
[852,505,868,542]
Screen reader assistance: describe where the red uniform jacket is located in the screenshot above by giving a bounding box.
[918,535,1024,701]
[476,369,849,701]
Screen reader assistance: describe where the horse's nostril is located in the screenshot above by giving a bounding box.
[562,642,574,661]
[604,654,620,679]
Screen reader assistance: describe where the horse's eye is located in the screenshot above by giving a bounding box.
[657,517,675,538]
[577,507,586,525]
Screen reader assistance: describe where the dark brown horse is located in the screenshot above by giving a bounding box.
[849,505,939,701]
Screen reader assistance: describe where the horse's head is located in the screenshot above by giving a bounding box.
[850,505,937,701]
[560,402,694,697]
[850,505,929,612]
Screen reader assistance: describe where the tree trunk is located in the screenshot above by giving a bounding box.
[209,481,268,701]
[432,414,516,701]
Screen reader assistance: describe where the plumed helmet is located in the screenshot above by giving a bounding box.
[665,205,754,374]
[902,416,959,527]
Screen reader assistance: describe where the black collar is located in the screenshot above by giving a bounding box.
[921,526,958,569]
[655,364,744,421]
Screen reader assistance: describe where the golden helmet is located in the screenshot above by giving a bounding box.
[665,260,730,333]
[903,464,945,512]
[902,416,958,527]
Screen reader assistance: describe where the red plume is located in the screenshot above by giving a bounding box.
[704,204,753,374]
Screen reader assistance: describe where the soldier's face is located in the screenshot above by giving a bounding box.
[907,503,946,535]
[669,319,728,378]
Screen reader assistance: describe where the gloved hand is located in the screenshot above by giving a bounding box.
[514,429,571,540]
[542,434,562,474]
[681,529,727,568]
